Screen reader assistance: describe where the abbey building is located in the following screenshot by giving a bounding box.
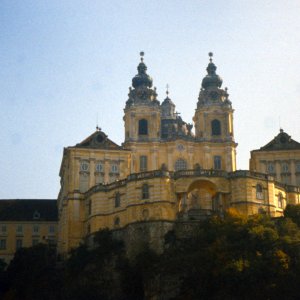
[57,53,300,255]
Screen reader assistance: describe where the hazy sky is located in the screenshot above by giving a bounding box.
[1,0,300,199]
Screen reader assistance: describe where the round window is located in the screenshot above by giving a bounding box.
[80,162,89,171]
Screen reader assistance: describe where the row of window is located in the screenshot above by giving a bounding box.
[255,184,285,209]
[80,162,119,173]
[138,119,222,136]
[266,161,300,174]
[87,184,150,215]
[0,225,55,234]
[0,238,56,250]
[139,156,222,172]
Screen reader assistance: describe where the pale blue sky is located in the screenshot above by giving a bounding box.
[1,1,300,198]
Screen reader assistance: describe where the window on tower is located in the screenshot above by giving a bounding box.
[138,119,148,135]
[211,119,221,136]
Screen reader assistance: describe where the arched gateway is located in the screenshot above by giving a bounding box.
[178,179,223,220]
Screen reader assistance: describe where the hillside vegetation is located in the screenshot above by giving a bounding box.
[2,205,300,300]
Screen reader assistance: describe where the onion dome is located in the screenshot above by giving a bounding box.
[201,52,223,89]
[132,52,153,89]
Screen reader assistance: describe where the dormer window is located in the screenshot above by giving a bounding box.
[33,210,40,220]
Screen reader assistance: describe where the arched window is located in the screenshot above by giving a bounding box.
[138,119,148,135]
[142,184,149,199]
[278,193,283,208]
[175,159,187,171]
[211,119,221,136]
[115,192,121,208]
[256,184,264,200]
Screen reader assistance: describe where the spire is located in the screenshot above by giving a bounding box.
[132,51,153,89]
[201,52,223,89]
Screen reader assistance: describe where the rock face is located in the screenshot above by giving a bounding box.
[113,220,175,257]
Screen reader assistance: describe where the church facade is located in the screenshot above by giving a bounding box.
[57,53,300,255]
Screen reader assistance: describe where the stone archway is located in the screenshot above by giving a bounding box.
[178,179,218,220]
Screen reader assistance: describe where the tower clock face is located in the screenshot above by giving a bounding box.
[209,91,219,100]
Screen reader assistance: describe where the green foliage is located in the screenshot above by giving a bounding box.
[284,204,300,226]
[3,216,300,299]
[4,244,62,300]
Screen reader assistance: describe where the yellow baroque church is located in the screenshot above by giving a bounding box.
[57,53,300,256]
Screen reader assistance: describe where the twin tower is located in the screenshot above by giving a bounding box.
[123,52,237,173]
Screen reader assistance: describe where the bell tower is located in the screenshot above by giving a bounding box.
[193,53,237,171]
[123,52,161,144]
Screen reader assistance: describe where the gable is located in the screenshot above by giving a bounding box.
[74,130,123,150]
[258,129,300,151]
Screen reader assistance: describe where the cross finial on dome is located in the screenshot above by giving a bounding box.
[166,84,169,96]
[140,51,145,62]
[208,52,213,62]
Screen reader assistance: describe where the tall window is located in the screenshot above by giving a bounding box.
[175,159,187,171]
[114,217,120,227]
[88,199,92,215]
[16,239,23,250]
[138,119,148,135]
[32,239,39,246]
[267,162,275,174]
[256,184,264,200]
[0,239,6,250]
[96,163,103,172]
[278,193,283,208]
[16,225,23,234]
[111,164,119,173]
[142,184,149,199]
[214,156,222,170]
[140,156,148,172]
[115,192,121,207]
[49,225,55,234]
[211,119,221,136]
[33,225,39,234]
[1,225,6,233]
[282,162,289,173]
